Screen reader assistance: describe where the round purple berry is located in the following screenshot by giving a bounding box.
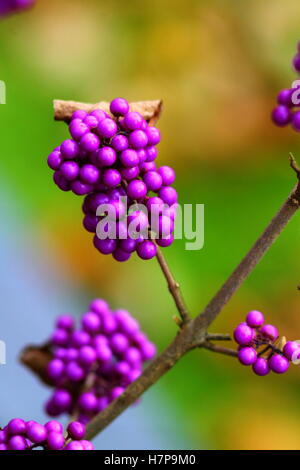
[120,149,139,168]
[252,357,270,376]
[260,324,278,341]
[67,421,86,440]
[283,341,300,361]
[137,240,157,260]
[110,98,130,116]
[233,323,254,346]
[146,126,161,145]
[111,134,129,152]
[271,105,290,126]
[246,310,265,328]
[127,180,147,200]
[269,354,289,374]
[238,347,257,366]
[124,112,143,130]
[97,118,117,138]
[26,422,47,444]
[102,169,122,188]
[95,147,117,167]
[47,150,62,170]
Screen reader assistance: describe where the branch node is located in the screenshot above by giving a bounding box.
[289,153,300,179]
[173,315,183,327]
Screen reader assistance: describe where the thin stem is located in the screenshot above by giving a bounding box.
[202,342,238,358]
[206,333,232,341]
[155,245,190,324]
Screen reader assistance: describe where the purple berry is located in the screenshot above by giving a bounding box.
[78,345,97,367]
[80,133,100,152]
[283,341,300,361]
[8,436,28,450]
[97,118,117,139]
[46,431,65,450]
[81,312,101,333]
[146,146,158,162]
[83,115,98,129]
[269,354,289,374]
[110,333,129,355]
[238,347,257,366]
[233,323,254,346]
[45,420,63,434]
[124,112,143,130]
[72,110,88,120]
[252,357,270,376]
[146,126,161,145]
[143,171,163,191]
[95,147,117,167]
[47,150,62,170]
[65,361,85,381]
[94,236,117,255]
[246,310,265,328]
[157,166,176,186]
[158,186,178,205]
[60,140,79,159]
[137,240,157,260]
[127,180,147,200]
[292,111,300,131]
[60,161,80,181]
[111,134,129,152]
[102,169,122,188]
[78,392,98,412]
[67,421,86,440]
[120,149,139,168]
[71,180,93,196]
[277,88,293,107]
[260,324,278,341]
[7,419,26,436]
[110,98,129,116]
[69,120,89,140]
[26,422,47,444]
[47,359,65,381]
[90,109,106,122]
[80,164,100,184]
[272,105,290,126]
[65,441,84,450]
[129,130,148,149]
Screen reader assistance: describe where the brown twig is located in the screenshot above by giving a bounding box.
[53,99,163,124]
[202,342,238,358]
[85,166,300,440]
[155,245,190,324]
[206,333,232,341]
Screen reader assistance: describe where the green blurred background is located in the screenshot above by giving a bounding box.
[1,0,300,450]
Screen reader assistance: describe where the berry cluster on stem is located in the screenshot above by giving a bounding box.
[272,42,300,130]
[234,310,300,376]
[44,299,156,424]
[0,419,93,450]
[48,98,178,261]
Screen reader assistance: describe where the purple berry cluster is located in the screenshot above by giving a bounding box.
[233,310,300,376]
[47,98,178,261]
[0,419,93,450]
[45,299,156,424]
[272,41,300,130]
[0,0,35,16]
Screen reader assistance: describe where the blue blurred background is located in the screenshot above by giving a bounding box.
[1,0,300,450]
